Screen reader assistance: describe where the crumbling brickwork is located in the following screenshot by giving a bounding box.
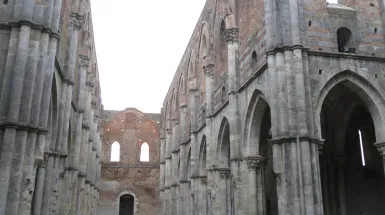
[98,108,160,215]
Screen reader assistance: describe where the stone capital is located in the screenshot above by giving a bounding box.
[203,64,214,76]
[374,142,385,156]
[213,168,230,180]
[225,28,239,43]
[199,176,207,184]
[69,16,84,30]
[246,156,264,170]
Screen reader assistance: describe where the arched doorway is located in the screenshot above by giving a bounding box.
[319,78,385,215]
[259,109,278,215]
[244,92,278,215]
[119,194,134,215]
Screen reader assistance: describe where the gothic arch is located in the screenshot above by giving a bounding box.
[178,73,188,106]
[217,117,230,167]
[243,90,270,156]
[314,70,385,142]
[48,74,59,151]
[199,135,207,176]
[116,191,138,215]
[198,23,212,103]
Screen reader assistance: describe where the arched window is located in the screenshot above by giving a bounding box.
[251,51,257,71]
[111,141,120,162]
[337,27,354,53]
[140,142,149,162]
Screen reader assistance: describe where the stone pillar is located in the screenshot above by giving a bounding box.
[32,158,48,215]
[208,168,229,215]
[59,11,83,215]
[197,176,207,215]
[242,156,264,215]
[334,156,347,215]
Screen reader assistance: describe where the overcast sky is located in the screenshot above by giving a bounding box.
[90,0,207,113]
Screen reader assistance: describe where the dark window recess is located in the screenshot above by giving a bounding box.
[309,21,312,27]
[251,51,257,71]
[337,27,355,53]
[4,0,8,4]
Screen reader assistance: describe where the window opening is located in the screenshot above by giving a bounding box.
[111,141,120,162]
[337,27,354,53]
[3,0,8,4]
[358,130,366,166]
[251,51,257,71]
[140,142,149,162]
[327,0,338,3]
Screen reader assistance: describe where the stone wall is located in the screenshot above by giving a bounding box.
[98,108,160,215]
[159,0,385,215]
[0,0,103,214]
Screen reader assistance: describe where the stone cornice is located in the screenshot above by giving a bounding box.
[0,122,48,134]
[1,20,60,39]
[271,135,323,145]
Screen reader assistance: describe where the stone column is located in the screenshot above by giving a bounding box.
[208,168,229,215]
[32,157,48,215]
[243,156,264,215]
[59,12,83,215]
[334,156,347,215]
[197,176,207,215]
[179,181,188,215]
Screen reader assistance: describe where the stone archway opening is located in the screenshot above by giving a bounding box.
[119,194,134,215]
[320,82,385,215]
[244,93,278,215]
[259,109,278,215]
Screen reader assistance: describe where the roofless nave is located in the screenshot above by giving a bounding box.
[1,0,385,215]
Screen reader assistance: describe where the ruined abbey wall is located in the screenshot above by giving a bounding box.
[160,0,385,215]
[0,0,103,214]
[98,109,161,215]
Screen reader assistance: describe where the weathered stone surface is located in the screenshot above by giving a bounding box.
[160,0,385,215]
[0,0,102,214]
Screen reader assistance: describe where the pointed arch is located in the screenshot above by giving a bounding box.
[111,141,120,162]
[217,117,230,167]
[243,90,270,156]
[199,23,211,103]
[199,135,207,176]
[140,142,150,162]
[314,70,385,142]
[219,19,228,77]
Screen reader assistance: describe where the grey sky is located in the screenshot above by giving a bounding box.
[90,0,207,113]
